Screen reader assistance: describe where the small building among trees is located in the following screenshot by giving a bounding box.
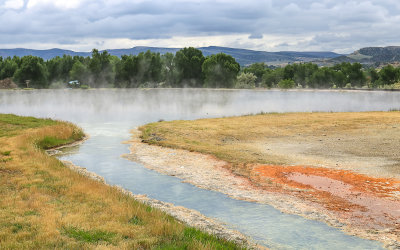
[68,80,81,88]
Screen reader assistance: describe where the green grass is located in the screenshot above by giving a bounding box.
[0,114,57,137]
[24,210,39,216]
[35,136,75,149]
[11,223,24,233]
[62,226,116,244]
[128,215,144,225]
[155,227,239,249]
[1,151,11,156]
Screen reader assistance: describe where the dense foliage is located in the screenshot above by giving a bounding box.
[1,47,400,89]
[203,53,240,88]
[244,62,400,89]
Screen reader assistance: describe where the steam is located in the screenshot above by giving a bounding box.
[0,89,399,125]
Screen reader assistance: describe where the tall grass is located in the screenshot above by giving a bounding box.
[0,114,241,249]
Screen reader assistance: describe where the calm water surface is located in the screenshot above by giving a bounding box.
[2,89,399,249]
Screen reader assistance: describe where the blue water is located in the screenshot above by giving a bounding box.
[2,89,397,249]
[58,121,384,249]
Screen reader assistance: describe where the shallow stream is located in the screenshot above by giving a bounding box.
[2,89,400,249]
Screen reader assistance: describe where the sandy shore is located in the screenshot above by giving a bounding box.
[124,128,400,249]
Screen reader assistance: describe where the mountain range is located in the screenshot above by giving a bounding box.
[0,46,340,66]
[328,46,400,65]
[1,46,400,66]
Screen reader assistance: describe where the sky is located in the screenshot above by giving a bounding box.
[0,0,399,53]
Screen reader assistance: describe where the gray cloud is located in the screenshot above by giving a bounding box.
[0,0,399,52]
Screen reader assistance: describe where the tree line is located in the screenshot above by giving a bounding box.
[0,47,239,89]
[243,62,400,89]
[1,47,399,89]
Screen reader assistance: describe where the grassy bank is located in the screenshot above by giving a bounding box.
[0,114,240,249]
[140,111,400,177]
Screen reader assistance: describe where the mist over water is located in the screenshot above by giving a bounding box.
[0,89,395,249]
[1,89,399,123]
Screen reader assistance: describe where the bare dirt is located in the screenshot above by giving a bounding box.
[124,128,400,249]
[0,78,18,89]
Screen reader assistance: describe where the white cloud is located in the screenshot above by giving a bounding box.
[3,0,24,9]
[27,0,82,9]
[0,0,399,52]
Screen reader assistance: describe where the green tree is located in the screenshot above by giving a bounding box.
[174,47,205,87]
[161,52,178,87]
[332,62,366,87]
[378,65,399,85]
[13,56,48,88]
[367,68,380,88]
[283,64,295,80]
[308,67,335,88]
[46,55,75,83]
[136,51,162,86]
[0,57,18,80]
[46,56,61,82]
[69,60,89,84]
[293,63,318,87]
[115,55,138,87]
[262,67,283,88]
[202,53,240,88]
[243,63,270,85]
[88,49,114,87]
[331,71,346,88]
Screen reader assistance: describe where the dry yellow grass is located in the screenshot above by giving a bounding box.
[140,111,400,177]
[0,114,239,249]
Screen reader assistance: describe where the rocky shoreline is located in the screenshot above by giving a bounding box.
[123,128,400,249]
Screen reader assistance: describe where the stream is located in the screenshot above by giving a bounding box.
[2,88,400,249]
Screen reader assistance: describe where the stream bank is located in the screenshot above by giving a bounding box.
[57,159,260,249]
[125,129,399,249]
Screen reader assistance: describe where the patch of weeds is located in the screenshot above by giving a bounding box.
[128,216,144,225]
[0,157,12,163]
[141,133,165,144]
[62,226,116,244]
[1,151,11,156]
[11,223,25,233]
[182,228,239,249]
[34,170,49,176]
[35,136,73,150]
[34,182,66,194]
[34,170,60,182]
[48,198,66,206]
[155,227,240,249]
[24,210,39,216]
[145,206,153,212]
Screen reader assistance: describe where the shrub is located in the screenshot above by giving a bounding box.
[344,83,352,89]
[278,79,295,89]
[235,72,256,89]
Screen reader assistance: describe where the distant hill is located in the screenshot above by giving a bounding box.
[328,46,400,65]
[0,46,341,66]
[0,48,89,60]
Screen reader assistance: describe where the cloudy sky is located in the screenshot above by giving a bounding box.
[0,0,399,53]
